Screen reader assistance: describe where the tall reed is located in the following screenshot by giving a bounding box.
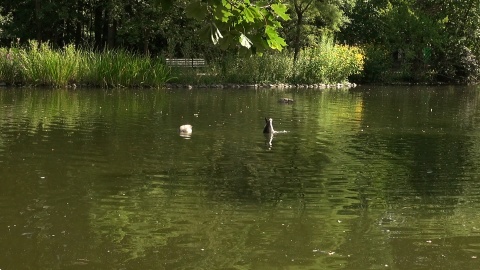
[0,41,171,88]
[0,47,21,85]
[79,50,170,88]
[13,41,80,87]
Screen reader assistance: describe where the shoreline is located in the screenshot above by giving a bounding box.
[164,82,358,89]
[0,81,359,89]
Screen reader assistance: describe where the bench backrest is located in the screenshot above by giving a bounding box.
[166,58,205,68]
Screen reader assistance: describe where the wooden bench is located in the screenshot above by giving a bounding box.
[166,58,206,68]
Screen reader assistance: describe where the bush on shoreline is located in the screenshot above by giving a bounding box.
[171,37,365,86]
[0,40,364,88]
[293,38,365,84]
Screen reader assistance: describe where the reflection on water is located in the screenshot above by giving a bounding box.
[1,86,480,269]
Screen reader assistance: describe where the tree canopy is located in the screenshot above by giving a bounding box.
[181,0,291,53]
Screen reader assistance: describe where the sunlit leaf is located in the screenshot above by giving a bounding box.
[211,24,223,45]
[265,25,278,39]
[271,3,290,21]
[239,33,252,49]
[243,7,256,23]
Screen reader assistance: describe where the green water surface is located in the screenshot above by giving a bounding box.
[1,85,480,269]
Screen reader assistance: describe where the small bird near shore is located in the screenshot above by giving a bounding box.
[179,124,192,134]
[278,98,294,104]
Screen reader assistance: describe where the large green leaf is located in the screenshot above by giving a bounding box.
[186,2,208,20]
[188,0,290,53]
[265,25,279,40]
[271,3,290,21]
[243,7,256,23]
[250,35,270,53]
[213,5,234,22]
[265,25,287,51]
[218,32,234,50]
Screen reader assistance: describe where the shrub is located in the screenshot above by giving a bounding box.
[293,37,365,84]
[358,45,394,83]
[215,52,293,84]
[437,44,480,84]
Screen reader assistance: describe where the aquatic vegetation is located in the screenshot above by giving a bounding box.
[0,48,21,85]
[0,41,171,88]
[78,50,171,88]
[18,41,81,87]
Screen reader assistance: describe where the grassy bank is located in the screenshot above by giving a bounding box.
[0,40,364,88]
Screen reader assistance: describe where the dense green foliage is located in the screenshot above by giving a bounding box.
[293,37,364,84]
[182,0,290,53]
[340,0,480,83]
[177,37,364,85]
[1,0,480,84]
[0,38,363,88]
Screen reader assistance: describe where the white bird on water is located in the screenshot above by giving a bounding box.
[179,124,192,135]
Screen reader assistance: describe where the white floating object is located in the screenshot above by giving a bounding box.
[179,124,193,136]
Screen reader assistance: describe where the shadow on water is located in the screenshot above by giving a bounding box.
[1,86,480,269]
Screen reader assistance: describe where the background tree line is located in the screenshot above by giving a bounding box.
[0,0,479,84]
[0,0,355,58]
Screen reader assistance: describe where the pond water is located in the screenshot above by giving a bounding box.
[1,85,480,269]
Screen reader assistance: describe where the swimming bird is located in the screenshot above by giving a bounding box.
[278,98,294,104]
[179,124,193,134]
[263,118,275,134]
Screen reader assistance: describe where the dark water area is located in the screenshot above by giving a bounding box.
[1,85,480,269]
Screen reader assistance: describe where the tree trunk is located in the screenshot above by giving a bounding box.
[107,19,116,49]
[94,4,104,49]
[292,0,314,63]
[143,28,150,55]
[74,0,83,46]
[35,0,42,43]
[293,12,303,63]
[75,21,82,46]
